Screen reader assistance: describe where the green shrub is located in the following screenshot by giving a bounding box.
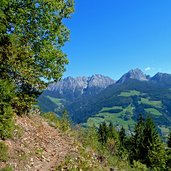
[133,160,148,171]
[0,106,14,139]
[0,142,9,161]
[43,112,61,127]
[56,147,105,171]
[0,80,15,139]
[12,125,24,139]
[42,111,71,132]
[0,165,13,171]
[60,110,72,132]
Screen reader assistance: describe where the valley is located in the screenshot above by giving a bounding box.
[38,69,171,138]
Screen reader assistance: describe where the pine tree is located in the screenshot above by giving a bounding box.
[98,122,109,145]
[129,114,145,162]
[166,132,171,169]
[108,122,114,139]
[143,117,166,170]
[129,115,166,170]
[117,126,128,159]
[119,127,126,146]
[61,110,71,131]
[107,122,120,155]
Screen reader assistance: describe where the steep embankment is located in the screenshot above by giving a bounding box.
[0,114,74,171]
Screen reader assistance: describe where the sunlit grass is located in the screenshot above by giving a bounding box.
[139,98,162,108]
[87,105,136,131]
[118,90,141,97]
[145,108,162,116]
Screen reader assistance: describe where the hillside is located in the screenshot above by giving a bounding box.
[0,113,74,171]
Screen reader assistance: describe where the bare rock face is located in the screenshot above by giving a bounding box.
[117,68,148,84]
[47,75,115,100]
[87,74,115,88]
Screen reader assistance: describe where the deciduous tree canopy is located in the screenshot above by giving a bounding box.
[0,0,74,114]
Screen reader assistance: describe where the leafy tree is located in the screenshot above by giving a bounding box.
[0,0,74,115]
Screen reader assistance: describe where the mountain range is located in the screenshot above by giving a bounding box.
[47,74,115,100]
[38,68,171,136]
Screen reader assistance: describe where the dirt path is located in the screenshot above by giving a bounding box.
[2,114,74,171]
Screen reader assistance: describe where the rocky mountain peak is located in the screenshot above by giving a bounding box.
[117,68,148,84]
[150,72,171,84]
[87,74,115,88]
[151,72,169,79]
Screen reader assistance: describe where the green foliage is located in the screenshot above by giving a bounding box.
[60,110,72,132]
[166,149,171,169]
[106,138,118,156]
[57,115,168,170]
[117,127,129,159]
[57,125,106,170]
[133,160,148,171]
[57,115,171,171]
[12,125,24,139]
[98,122,120,156]
[0,0,74,115]
[78,126,101,152]
[0,80,15,139]
[0,141,9,161]
[129,115,167,170]
[119,127,126,146]
[35,148,44,158]
[43,111,71,132]
[57,147,105,171]
[0,106,14,139]
[98,122,109,145]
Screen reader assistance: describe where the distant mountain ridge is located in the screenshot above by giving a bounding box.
[46,74,115,100]
[150,72,171,87]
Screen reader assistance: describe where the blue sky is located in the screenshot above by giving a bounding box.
[62,0,171,80]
